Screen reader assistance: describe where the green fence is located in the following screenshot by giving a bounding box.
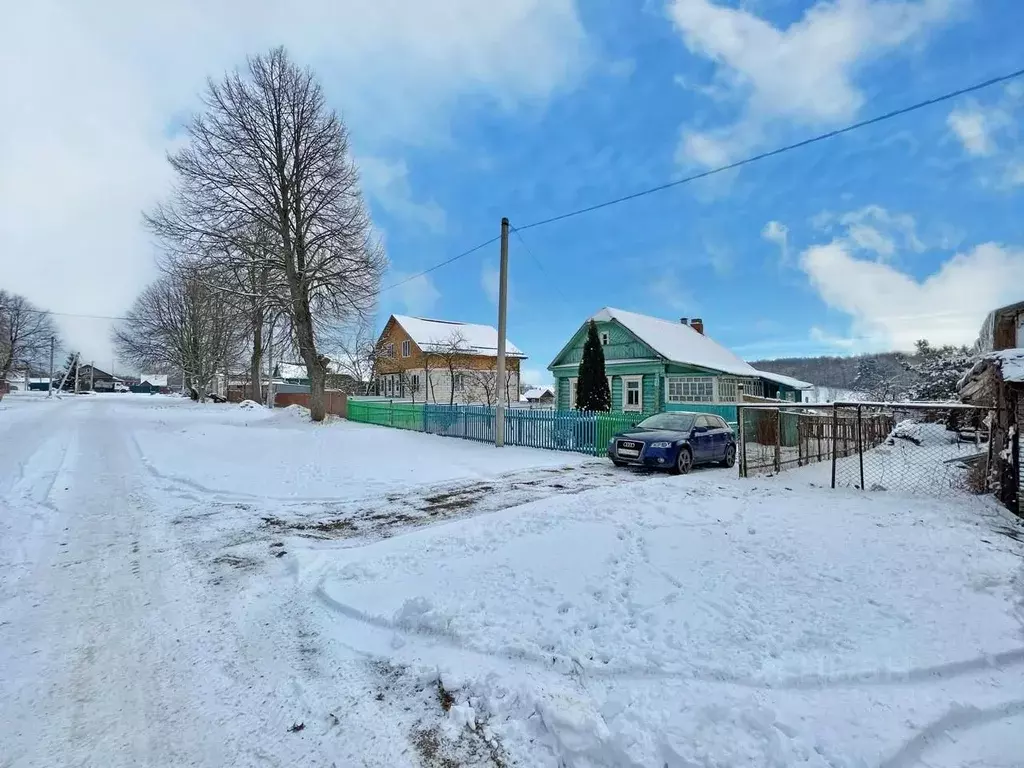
[348,400,662,456]
[347,400,425,431]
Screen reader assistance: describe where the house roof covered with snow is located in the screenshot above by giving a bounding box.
[962,348,1024,386]
[585,307,759,377]
[524,386,554,399]
[754,370,815,390]
[392,315,525,358]
[275,360,346,380]
[141,374,168,387]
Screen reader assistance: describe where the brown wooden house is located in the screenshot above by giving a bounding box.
[959,300,1024,514]
[373,315,525,405]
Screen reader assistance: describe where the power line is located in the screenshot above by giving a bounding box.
[377,235,500,296]
[516,66,1024,232]
[510,226,571,304]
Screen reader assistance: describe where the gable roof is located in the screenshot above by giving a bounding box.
[275,360,346,380]
[141,374,168,387]
[754,370,814,390]
[524,386,554,399]
[392,315,525,358]
[585,307,759,377]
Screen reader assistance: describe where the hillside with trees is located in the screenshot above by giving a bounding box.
[754,340,977,402]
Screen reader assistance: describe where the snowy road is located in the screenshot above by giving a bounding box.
[2,394,1023,767]
[0,397,273,766]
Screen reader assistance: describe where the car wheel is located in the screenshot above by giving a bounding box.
[671,447,693,475]
[722,444,736,468]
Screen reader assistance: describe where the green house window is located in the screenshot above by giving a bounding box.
[667,376,713,403]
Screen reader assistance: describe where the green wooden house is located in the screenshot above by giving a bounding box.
[547,308,811,415]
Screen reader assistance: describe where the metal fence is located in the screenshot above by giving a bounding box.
[738,402,993,497]
[346,400,656,456]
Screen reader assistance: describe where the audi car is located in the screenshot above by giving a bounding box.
[607,412,736,474]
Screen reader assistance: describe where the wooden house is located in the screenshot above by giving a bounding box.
[547,308,811,412]
[959,300,1024,514]
[373,315,524,405]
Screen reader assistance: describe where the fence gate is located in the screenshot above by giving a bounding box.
[738,402,993,498]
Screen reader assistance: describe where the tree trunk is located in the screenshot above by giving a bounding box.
[294,312,326,421]
[249,315,263,402]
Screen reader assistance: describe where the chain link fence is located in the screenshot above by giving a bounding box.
[738,402,993,497]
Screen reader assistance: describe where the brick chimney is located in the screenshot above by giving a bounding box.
[679,317,689,325]
[690,318,704,335]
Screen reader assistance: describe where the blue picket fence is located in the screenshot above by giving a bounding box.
[349,401,733,456]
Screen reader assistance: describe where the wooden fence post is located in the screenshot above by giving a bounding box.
[773,408,782,473]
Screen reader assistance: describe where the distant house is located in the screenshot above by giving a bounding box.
[77,364,123,392]
[523,386,555,404]
[374,315,525,404]
[272,362,364,395]
[548,308,811,412]
[959,299,1024,514]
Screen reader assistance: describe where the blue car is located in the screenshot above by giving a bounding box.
[607,412,736,474]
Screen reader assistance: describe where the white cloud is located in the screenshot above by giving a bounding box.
[0,0,587,364]
[481,262,500,305]
[649,271,698,314]
[809,326,859,350]
[357,156,446,233]
[947,107,995,156]
[761,220,789,263]
[837,205,924,259]
[389,273,441,316]
[800,240,1024,349]
[667,0,956,166]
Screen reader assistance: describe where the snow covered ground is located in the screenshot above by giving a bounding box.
[1,393,1022,767]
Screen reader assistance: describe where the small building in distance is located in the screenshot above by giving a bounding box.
[522,386,555,404]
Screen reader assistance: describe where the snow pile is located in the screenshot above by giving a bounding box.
[304,475,1024,766]
[888,419,953,447]
[238,399,262,410]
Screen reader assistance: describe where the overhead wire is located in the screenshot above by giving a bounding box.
[515,66,1024,232]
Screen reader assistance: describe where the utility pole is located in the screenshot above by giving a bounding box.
[47,335,54,397]
[494,217,510,447]
[89,361,95,392]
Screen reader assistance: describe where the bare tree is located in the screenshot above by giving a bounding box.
[465,362,498,407]
[0,291,61,379]
[113,272,242,401]
[329,318,378,395]
[146,47,386,421]
[428,330,469,406]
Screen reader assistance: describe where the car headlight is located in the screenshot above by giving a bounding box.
[649,441,672,449]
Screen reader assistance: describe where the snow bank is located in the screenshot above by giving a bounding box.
[306,476,1024,766]
[131,410,591,501]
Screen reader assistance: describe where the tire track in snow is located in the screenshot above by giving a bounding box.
[878,699,1024,768]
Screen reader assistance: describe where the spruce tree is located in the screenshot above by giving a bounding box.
[576,320,612,411]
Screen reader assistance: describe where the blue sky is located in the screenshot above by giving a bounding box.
[3,0,1023,382]
[354,0,1024,385]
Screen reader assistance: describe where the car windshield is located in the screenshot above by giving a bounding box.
[634,414,695,432]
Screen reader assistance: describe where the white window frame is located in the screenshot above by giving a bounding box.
[666,376,714,403]
[401,339,411,357]
[623,375,643,412]
[569,377,578,409]
[411,373,420,390]
[453,372,464,390]
[600,331,610,346]
[385,342,395,358]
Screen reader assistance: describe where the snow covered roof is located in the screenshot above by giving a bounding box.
[141,374,168,387]
[392,315,525,358]
[276,361,346,380]
[754,370,815,390]
[589,308,759,377]
[524,387,554,399]
[963,348,1024,385]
